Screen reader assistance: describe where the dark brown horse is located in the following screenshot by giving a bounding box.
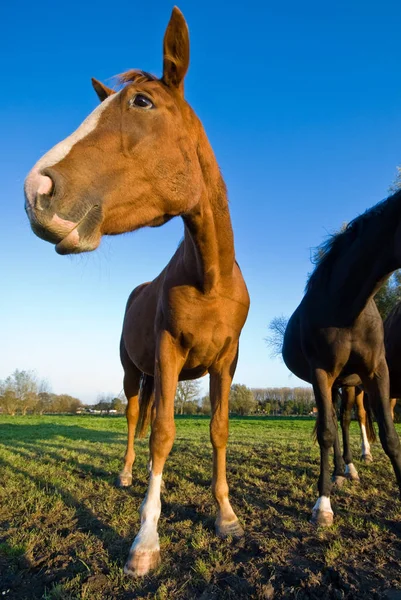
[283,191,401,526]
[24,8,249,577]
[385,301,401,399]
[335,298,401,475]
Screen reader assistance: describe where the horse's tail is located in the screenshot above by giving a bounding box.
[312,388,340,441]
[363,394,377,443]
[136,374,155,438]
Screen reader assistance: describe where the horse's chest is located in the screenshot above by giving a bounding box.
[180,322,231,371]
[174,307,233,347]
[166,299,241,367]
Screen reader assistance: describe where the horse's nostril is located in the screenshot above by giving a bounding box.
[37,174,53,197]
[35,174,54,211]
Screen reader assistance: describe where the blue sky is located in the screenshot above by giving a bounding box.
[2,0,401,402]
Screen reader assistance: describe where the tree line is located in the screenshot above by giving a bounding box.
[0,370,127,416]
[0,370,315,417]
[174,381,315,416]
[0,369,85,415]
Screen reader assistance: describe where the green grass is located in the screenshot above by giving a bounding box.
[1,415,401,599]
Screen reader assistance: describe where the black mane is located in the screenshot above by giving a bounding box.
[306,189,401,292]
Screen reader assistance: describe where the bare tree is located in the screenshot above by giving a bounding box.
[174,380,201,415]
[265,315,289,358]
[1,370,42,415]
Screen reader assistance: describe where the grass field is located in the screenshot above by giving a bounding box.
[1,415,401,599]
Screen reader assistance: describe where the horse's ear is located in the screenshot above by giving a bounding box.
[162,7,189,94]
[91,78,115,102]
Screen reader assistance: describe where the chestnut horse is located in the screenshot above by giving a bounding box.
[336,387,396,477]
[24,8,249,577]
[336,386,376,484]
[283,190,401,526]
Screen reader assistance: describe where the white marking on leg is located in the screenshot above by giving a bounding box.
[345,463,359,478]
[126,472,162,569]
[24,93,119,206]
[312,496,333,514]
[360,424,371,457]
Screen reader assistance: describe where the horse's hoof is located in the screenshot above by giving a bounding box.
[345,464,360,482]
[116,472,132,488]
[124,549,161,577]
[216,519,244,539]
[345,473,360,483]
[310,509,333,527]
[332,475,346,489]
[361,453,373,464]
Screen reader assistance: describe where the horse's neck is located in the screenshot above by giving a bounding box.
[178,121,235,293]
[182,182,235,293]
[329,221,398,318]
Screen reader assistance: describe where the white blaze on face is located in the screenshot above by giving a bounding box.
[24,93,118,209]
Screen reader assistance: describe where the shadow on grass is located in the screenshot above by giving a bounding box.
[0,422,126,444]
[0,452,137,599]
[0,541,43,599]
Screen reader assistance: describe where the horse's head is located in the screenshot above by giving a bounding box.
[25,7,203,254]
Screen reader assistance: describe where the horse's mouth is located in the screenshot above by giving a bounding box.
[54,204,102,255]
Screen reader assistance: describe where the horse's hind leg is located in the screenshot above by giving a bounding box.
[209,348,244,539]
[340,386,360,481]
[310,367,337,527]
[117,345,141,488]
[332,389,346,488]
[356,389,373,464]
[332,423,346,488]
[363,361,401,494]
[390,398,397,421]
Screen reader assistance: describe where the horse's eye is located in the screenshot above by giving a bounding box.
[130,94,154,109]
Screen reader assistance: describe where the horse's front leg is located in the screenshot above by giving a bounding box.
[390,397,397,421]
[209,350,244,539]
[311,367,337,527]
[356,388,373,464]
[124,332,183,577]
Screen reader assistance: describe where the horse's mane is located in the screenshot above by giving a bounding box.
[117,70,158,86]
[306,189,401,293]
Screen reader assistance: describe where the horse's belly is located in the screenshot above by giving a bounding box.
[122,293,157,376]
[282,310,311,383]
